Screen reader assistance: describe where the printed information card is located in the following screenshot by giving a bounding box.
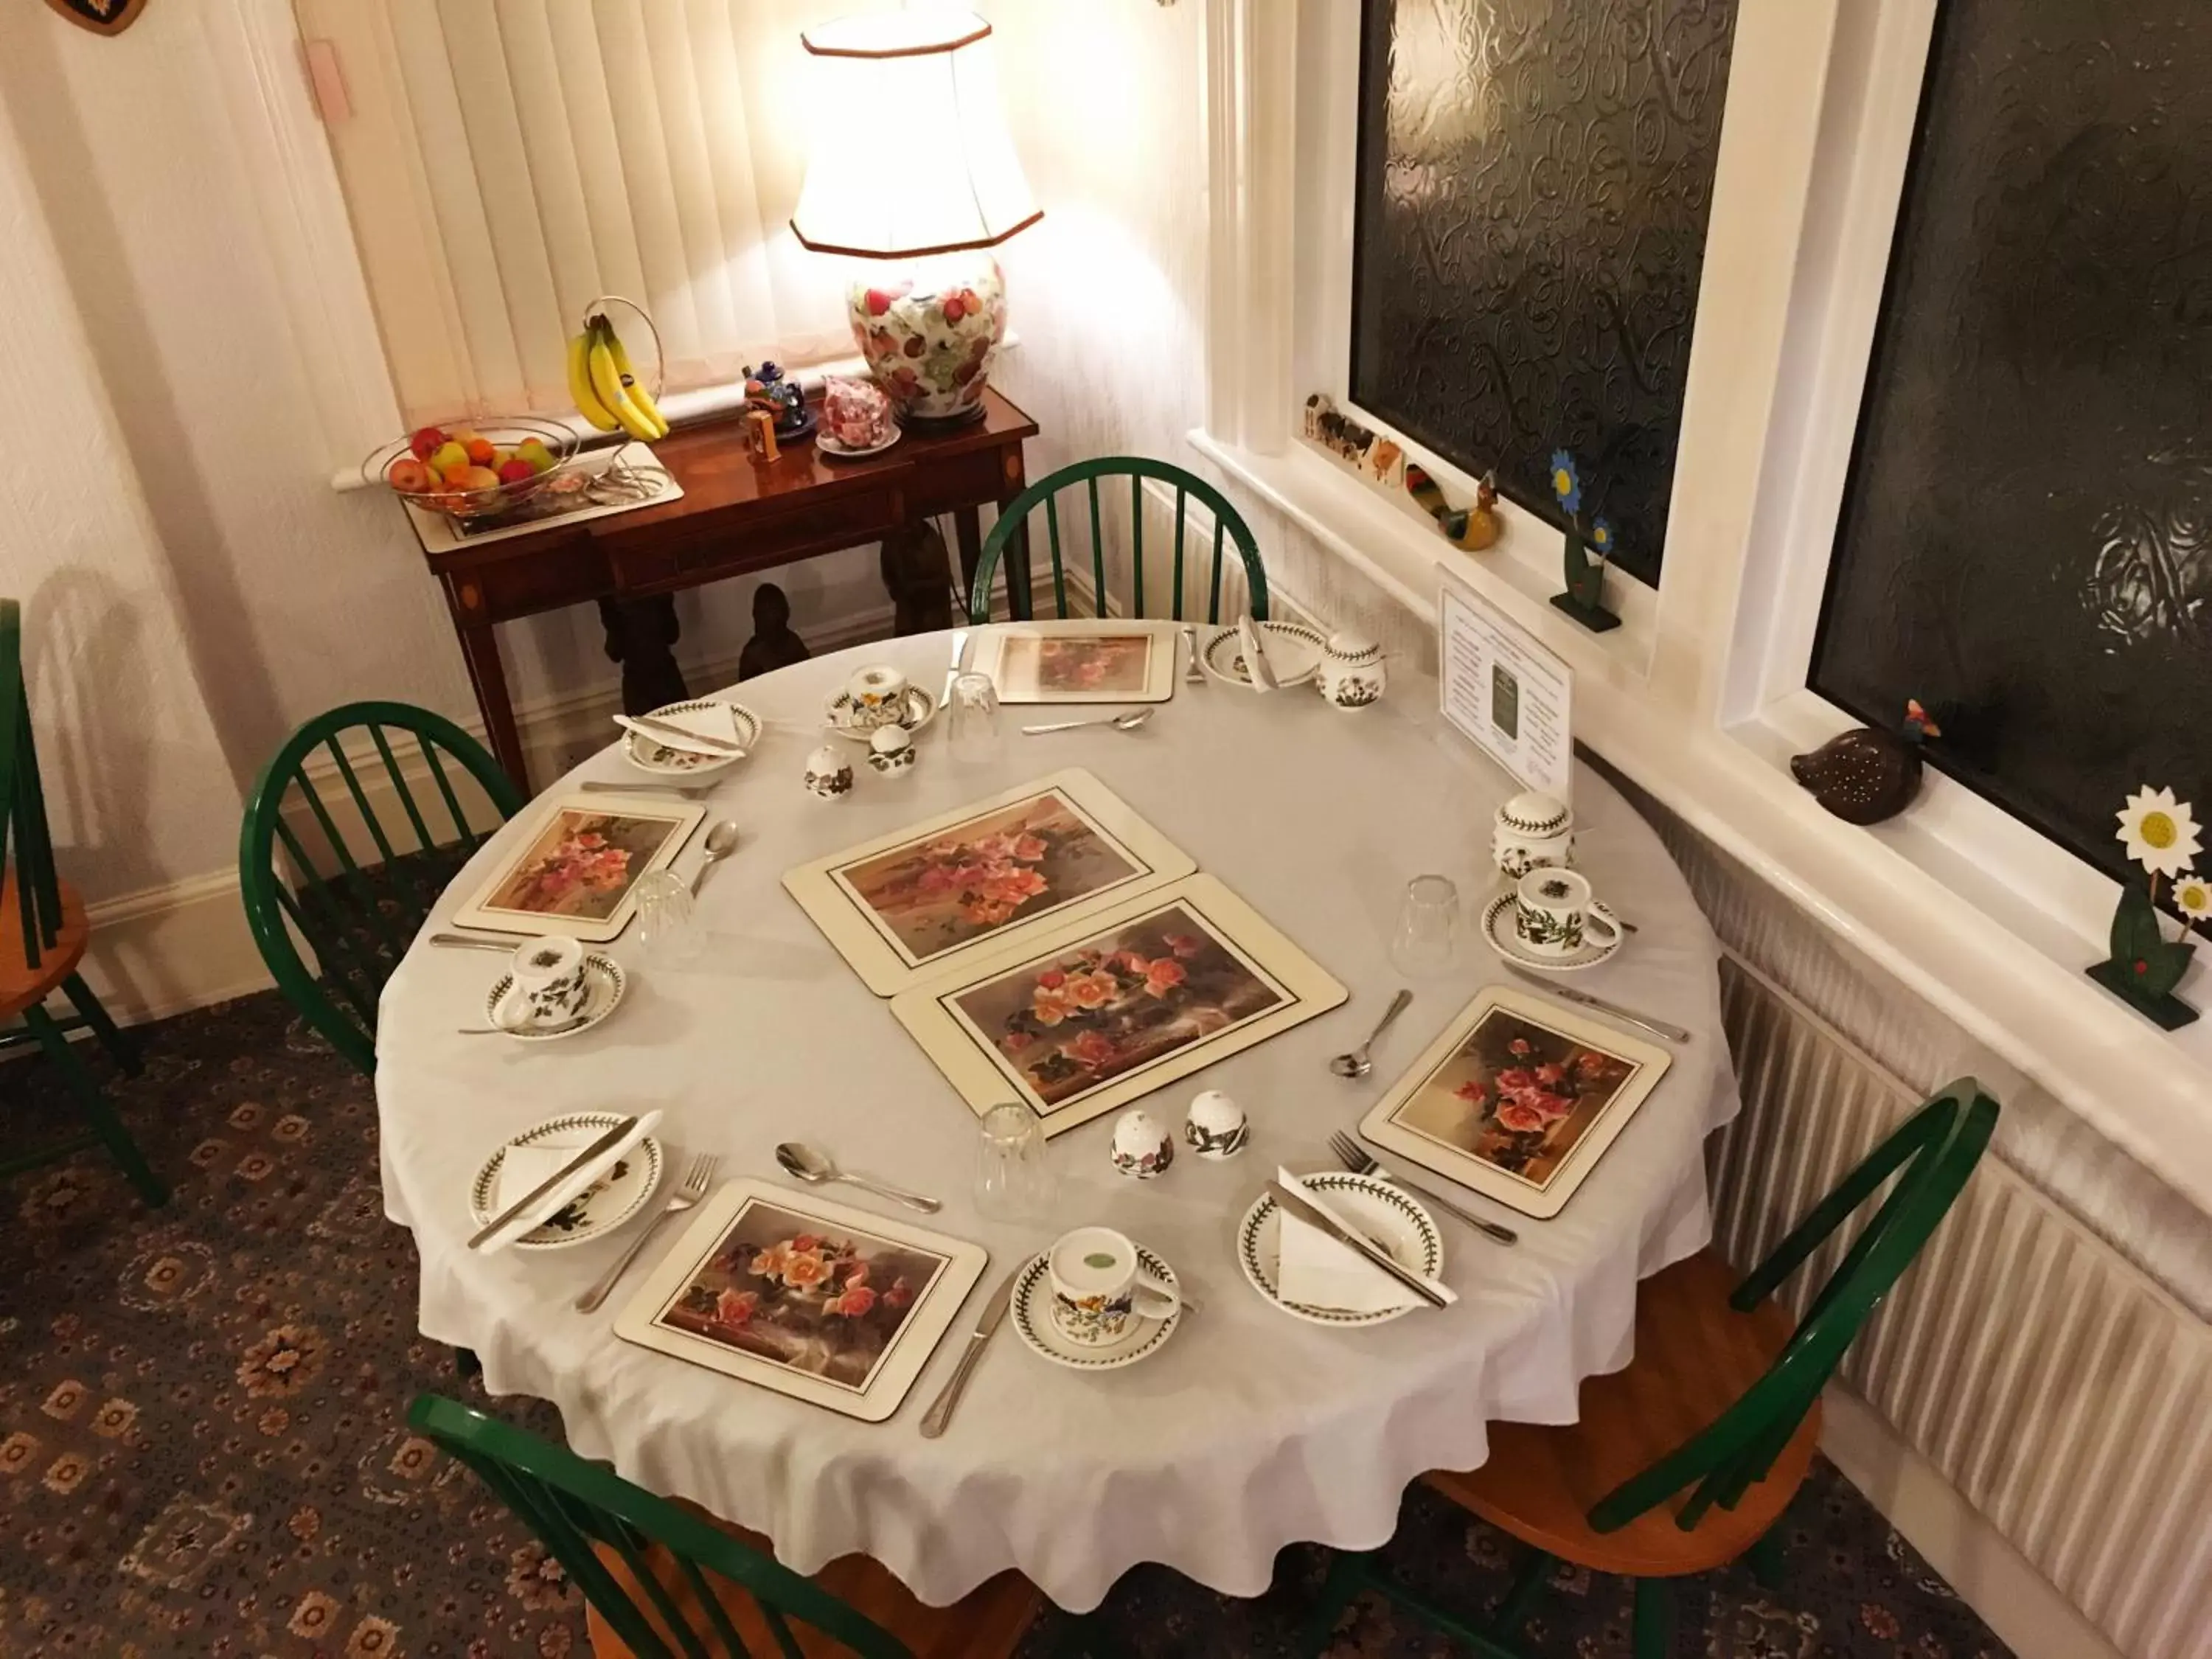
[1437,575,1573,802]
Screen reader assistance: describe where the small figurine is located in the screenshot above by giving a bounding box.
[1109,1110,1175,1179]
[1316,631,1386,711]
[1405,465,1495,551]
[737,582,810,681]
[743,408,780,464]
[1790,700,1941,826]
[868,724,917,777]
[1183,1091,1248,1160]
[803,744,852,801]
[1461,475,1502,551]
[2087,785,2204,1029]
[1545,452,1621,633]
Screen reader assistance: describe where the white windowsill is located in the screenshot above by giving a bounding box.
[1195,426,2212,1215]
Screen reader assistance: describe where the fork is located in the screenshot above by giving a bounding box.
[574,1153,720,1312]
[1327,1131,1518,1245]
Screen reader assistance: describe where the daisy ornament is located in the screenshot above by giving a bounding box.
[2116,787,2201,878]
[2174,874,2212,931]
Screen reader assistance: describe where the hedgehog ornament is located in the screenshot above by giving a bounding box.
[1790,700,1940,825]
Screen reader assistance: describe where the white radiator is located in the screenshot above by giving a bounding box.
[1711,954,2212,1659]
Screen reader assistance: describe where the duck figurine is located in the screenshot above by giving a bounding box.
[1790,700,1941,825]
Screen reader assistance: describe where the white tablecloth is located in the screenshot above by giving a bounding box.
[375,630,1739,1613]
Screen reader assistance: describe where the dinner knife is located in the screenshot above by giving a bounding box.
[938,627,972,709]
[1266,1180,1455,1308]
[1502,963,1691,1044]
[919,1269,1015,1438]
[427,931,518,953]
[1237,615,1280,692]
[468,1116,639,1251]
[578,779,712,799]
[613,714,746,757]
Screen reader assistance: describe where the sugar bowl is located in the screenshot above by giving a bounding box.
[1492,790,1573,879]
[1316,630,1387,711]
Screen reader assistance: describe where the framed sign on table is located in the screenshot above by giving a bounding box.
[614,1180,988,1424]
[965,621,1180,704]
[891,874,1347,1138]
[781,770,1196,995]
[1357,986,1671,1219]
[448,794,703,942]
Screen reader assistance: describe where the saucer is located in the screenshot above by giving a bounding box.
[1237,1172,1441,1328]
[1009,1244,1182,1371]
[817,429,901,462]
[623,698,762,776]
[1480,891,1625,973]
[823,684,939,743]
[483,955,627,1040]
[467,1112,663,1250]
[1199,621,1326,689]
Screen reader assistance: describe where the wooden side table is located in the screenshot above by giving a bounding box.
[417,389,1038,793]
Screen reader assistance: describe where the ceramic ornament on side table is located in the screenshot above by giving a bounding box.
[1792,700,1941,824]
[804,745,854,801]
[1316,632,1387,711]
[2087,786,2205,1029]
[1183,1091,1248,1160]
[1110,1110,1175,1178]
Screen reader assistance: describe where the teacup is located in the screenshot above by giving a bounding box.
[1047,1226,1180,1346]
[845,664,909,730]
[1513,868,1621,959]
[500,935,589,1029]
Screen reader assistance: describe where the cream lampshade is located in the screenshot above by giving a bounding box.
[791,11,1041,427]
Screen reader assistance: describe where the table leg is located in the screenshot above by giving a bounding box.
[956,504,1033,622]
[880,523,955,635]
[456,620,529,796]
[599,596,689,715]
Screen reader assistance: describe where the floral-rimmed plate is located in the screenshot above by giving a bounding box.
[483,955,627,1041]
[467,1112,663,1251]
[1237,1172,1441,1328]
[1478,891,1625,974]
[622,699,762,776]
[822,684,939,743]
[1009,1244,1182,1371]
[1199,622,1326,689]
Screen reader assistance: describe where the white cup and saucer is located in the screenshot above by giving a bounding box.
[1480,868,1625,974]
[485,936,627,1039]
[1011,1225,1183,1371]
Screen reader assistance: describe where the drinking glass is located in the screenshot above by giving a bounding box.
[975,1101,1055,1221]
[1390,874,1461,976]
[946,671,1001,766]
[631,869,703,965]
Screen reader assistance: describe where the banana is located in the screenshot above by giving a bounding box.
[587,319,661,443]
[602,321,669,439]
[568,327,619,431]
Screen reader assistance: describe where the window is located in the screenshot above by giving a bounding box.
[1811,0,2212,881]
[1346,0,1741,585]
[296,1,855,426]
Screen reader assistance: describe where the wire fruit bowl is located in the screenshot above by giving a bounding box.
[363,415,583,523]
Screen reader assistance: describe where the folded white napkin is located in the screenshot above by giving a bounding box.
[616,706,743,755]
[478,1110,661,1255]
[1271,1166,1422,1314]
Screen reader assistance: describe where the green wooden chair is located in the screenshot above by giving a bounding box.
[408,1394,1041,1658]
[1303,1078,2000,1659]
[0,602,165,1206]
[964,456,1270,625]
[239,702,523,1075]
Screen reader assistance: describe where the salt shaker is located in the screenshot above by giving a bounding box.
[1183,1091,1248,1160]
[1109,1110,1175,1179]
[803,744,853,800]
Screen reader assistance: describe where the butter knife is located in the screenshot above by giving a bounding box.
[579,779,712,799]
[1266,1180,1454,1307]
[614,714,745,757]
[1503,963,1691,1044]
[1182,625,1204,684]
[428,931,518,953]
[919,1269,1015,1438]
[1237,615,1280,692]
[468,1116,639,1250]
[939,627,972,709]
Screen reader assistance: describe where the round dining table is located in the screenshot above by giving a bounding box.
[375,627,1742,1614]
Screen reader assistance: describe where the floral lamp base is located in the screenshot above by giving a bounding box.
[847,251,1007,428]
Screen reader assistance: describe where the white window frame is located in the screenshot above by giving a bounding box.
[1193,0,2212,1208]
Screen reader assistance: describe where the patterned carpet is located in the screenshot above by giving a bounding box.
[0,992,2011,1658]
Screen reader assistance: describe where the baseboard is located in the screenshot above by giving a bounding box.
[72,599,905,1028]
[1820,1383,2126,1659]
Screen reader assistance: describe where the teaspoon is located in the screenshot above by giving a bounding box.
[1329,988,1413,1079]
[691,820,740,897]
[774,1141,942,1212]
[1020,709,1154,737]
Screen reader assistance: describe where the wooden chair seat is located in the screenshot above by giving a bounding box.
[0,874,86,1020]
[589,1506,1041,1659]
[1426,1249,1820,1579]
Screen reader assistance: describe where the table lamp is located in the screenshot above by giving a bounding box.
[791,10,1041,428]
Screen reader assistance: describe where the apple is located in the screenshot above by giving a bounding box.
[388,457,434,493]
[408,425,448,461]
[431,441,470,476]
[465,437,496,466]
[496,459,535,486]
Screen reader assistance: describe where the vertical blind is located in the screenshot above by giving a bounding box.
[297,0,870,426]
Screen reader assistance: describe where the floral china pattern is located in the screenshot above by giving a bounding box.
[1515,875,1583,950]
[1450,1034,1633,1178]
[848,258,1007,422]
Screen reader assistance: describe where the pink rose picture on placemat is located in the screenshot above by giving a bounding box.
[998,634,1155,699]
[835,789,1147,965]
[1385,1008,1641,1192]
[655,1200,950,1393]
[482,808,687,922]
[947,900,1290,1110]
